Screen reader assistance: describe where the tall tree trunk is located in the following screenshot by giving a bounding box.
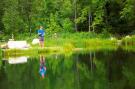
[28,16,31,37]
[88,0,91,32]
[88,12,91,32]
[74,0,77,32]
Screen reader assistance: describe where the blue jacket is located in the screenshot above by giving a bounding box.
[38,29,45,37]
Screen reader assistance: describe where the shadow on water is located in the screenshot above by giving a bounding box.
[0,48,135,89]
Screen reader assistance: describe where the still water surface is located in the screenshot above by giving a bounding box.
[0,48,135,89]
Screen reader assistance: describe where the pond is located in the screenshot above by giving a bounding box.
[0,48,135,89]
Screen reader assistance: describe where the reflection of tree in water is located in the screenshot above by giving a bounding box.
[95,49,135,89]
[105,49,135,89]
[122,52,135,89]
[0,60,8,89]
[0,50,134,89]
[41,54,75,89]
[73,52,98,89]
[5,57,46,89]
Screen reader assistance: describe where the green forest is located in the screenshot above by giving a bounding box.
[0,0,135,52]
[0,0,135,36]
[0,1,135,88]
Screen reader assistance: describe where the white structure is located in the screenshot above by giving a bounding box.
[125,35,131,39]
[7,41,29,49]
[32,38,39,44]
[8,56,28,64]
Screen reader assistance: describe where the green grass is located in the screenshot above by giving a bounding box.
[3,47,62,57]
[122,35,135,46]
[43,32,117,48]
[1,32,120,57]
[0,49,2,67]
[0,49,2,58]
[3,44,118,57]
[2,32,135,57]
[122,45,135,52]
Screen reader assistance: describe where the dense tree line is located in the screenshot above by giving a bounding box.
[0,0,135,35]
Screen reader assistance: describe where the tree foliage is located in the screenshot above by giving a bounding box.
[0,0,135,35]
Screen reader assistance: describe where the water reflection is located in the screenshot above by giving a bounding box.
[3,56,28,64]
[39,55,46,78]
[0,49,135,89]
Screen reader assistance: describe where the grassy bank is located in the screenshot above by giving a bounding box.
[3,47,61,57]
[1,32,119,56]
[122,45,135,52]
[122,35,135,46]
[2,32,135,57]
[0,49,2,58]
[18,32,117,48]
[1,32,117,49]
[3,45,118,57]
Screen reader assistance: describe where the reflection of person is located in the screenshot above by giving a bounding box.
[38,26,45,48]
[39,55,46,78]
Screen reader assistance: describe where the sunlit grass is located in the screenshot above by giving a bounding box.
[1,32,135,59]
[122,45,135,52]
[1,32,120,57]
[3,44,118,58]
[3,47,63,57]
[0,49,2,59]
[122,35,135,46]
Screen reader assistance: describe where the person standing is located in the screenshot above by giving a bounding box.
[38,26,45,47]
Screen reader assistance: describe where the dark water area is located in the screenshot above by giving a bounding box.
[0,49,135,89]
